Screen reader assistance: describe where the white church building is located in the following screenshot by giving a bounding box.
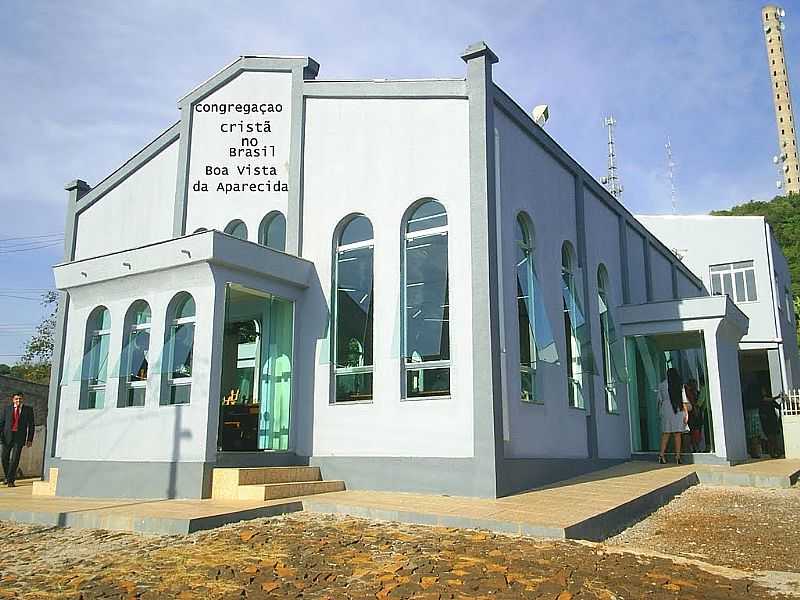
[42,44,773,500]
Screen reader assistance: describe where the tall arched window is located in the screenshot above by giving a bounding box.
[119,300,151,408]
[332,215,374,402]
[224,219,248,240]
[403,199,450,398]
[598,265,625,413]
[80,306,111,410]
[163,292,195,405]
[259,211,287,251]
[515,214,538,403]
[562,242,585,409]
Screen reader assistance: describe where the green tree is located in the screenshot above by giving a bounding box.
[12,291,57,385]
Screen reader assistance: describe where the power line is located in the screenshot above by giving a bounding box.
[0,242,62,254]
[0,233,63,243]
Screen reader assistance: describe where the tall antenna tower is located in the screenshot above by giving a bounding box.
[666,137,678,214]
[762,5,800,194]
[601,116,623,198]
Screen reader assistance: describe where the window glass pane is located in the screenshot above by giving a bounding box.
[123,386,146,408]
[711,274,722,295]
[169,323,194,378]
[732,260,754,269]
[340,216,374,246]
[88,333,110,385]
[734,271,746,302]
[710,264,730,272]
[407,201,447,233]
[745,269,757,301]
[520,368,535,402]
[722,273,734,298]
[335,246,374,368]
[125,329,150,382]
[406,367,450,398]
[82,389,105,410]
[132,303,151,325]
[168,384,191,405]
[225,220,247,240]
[335,372,373,402]
[263,213,286,251]
[405,233,449,363]
[176,295,196,319]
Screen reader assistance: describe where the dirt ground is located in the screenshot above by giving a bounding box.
[0,505,793,600]
[608,485,800,573]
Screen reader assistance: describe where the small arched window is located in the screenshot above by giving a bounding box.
[597,266,619,413]
[561,242,585,409]
[515,214,539,403]
[332,215,374,402]
[224,219,248,240]
[119,300,151,408]
[259,212,287,251]
[163,292,196,405]
[403,199,450,398]
[80,306,111,410]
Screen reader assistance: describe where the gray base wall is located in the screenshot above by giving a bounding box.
[310,456,496,498]
[53,460,214,500]
[497,458,625,497]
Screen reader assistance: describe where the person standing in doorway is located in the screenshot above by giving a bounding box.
[0,392,35,487]
[657,368,690,464]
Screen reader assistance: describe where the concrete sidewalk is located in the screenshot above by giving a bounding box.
[1,459,797,539]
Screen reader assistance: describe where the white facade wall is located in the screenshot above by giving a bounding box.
[74,140,179,260]
[56,263,216,463]
[301,97,475,458]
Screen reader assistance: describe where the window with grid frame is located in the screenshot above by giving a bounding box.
[709,261,757,303]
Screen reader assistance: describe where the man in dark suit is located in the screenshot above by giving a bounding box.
[0,392,35,487]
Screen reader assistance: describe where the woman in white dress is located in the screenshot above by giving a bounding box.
[657,367,691,464]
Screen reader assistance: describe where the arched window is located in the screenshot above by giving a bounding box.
[80,306,111,410]
[332,215,374,402]
[515,214,538,403]
[163,292,195,405]
[224,219,248,240]
[403,199,450,398]
[562,242,585,408]
[597,266,617,413]
[259,212,287,251]
[119,300,151,408]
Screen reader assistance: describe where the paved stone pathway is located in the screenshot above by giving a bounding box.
[0,512,788,599]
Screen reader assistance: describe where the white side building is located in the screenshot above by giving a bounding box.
[638,215,800,398]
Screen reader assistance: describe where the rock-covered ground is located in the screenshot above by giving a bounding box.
[608,485,800,573]
[0,501,794,600]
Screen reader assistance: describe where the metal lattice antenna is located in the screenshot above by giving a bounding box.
[601,116,623,198]
[666,137,678,214]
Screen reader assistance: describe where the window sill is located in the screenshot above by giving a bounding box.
[521,399,544,406]
[330,399,374,405]
[401,395,452,402]
[568,405,586,411]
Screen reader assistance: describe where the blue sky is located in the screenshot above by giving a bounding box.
[0,0,794,361]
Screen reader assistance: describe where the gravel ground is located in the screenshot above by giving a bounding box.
[608,485,800,573]
[0,511,790,599]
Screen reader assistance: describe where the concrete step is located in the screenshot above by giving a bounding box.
[238,480,346,501]
[235,466,322,485]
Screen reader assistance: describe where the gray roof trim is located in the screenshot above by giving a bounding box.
[178,55,319,107]
[303,79,467,98]
[492,84,703,289]
[74,121,180,216]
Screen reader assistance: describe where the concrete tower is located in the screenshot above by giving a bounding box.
[762,5,800,194]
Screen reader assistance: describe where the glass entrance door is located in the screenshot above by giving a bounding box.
[219,284,294,452]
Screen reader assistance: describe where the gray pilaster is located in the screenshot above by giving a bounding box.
[643,239,653,302]
[575,178,598,458]
[173,104,194,237]
[618,215,631,304]
[44,180,90,474]
[671,263,679,299]
[286,59,320,256]
[462,42,503,497]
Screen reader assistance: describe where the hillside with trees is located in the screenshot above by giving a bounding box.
[711,193,800,338]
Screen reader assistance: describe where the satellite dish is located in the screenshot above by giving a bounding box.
[531,104,549,127]
[780,8,786,17]
[765,25,771,33]
[781,22,786,31]
[777,180,784,189]
[774,155,780,164]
